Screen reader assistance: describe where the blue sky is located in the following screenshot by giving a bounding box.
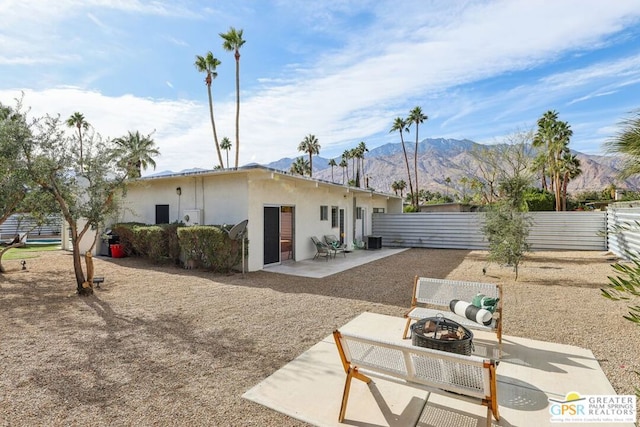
[2,0,640,175]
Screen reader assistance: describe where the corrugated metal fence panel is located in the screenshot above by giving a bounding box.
[527,212,606,250]
[372,211,607,251]
[0,214,62,239]
[373,212,488,249]
[606,207,640,258]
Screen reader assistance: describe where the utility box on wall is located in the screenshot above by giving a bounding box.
[183,209,203,226]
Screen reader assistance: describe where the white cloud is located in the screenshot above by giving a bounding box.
[1,87,219,173]
[2,0,640,170]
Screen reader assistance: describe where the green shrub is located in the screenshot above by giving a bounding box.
[482,203,531,280]
[133,226,167,263]
[178,226,242,272]
[112,223,180,264]
[112,222,241,270]
[161,223,182,265]
[112,222,145,256]
[524,188,555,211]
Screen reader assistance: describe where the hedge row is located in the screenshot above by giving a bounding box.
[111,223,243,272]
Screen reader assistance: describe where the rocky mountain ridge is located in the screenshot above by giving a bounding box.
[266,138,640,195]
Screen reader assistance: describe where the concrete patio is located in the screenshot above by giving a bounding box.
[244,312,635,427]
[264,247,409,278]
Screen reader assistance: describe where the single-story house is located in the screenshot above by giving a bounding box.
[116,165,403,271]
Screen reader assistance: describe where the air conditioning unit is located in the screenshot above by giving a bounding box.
[183,209,203,226]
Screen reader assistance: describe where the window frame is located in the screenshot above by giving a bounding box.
[320,205,329,221]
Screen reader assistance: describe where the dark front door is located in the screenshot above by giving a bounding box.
[264,206,280,265]
[339,209,345,244]
[155,205,170,224]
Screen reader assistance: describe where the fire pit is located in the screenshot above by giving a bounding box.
[411,314,474,356]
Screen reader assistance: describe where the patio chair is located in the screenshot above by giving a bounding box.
[323,234,347,257]
[311,236,333,261]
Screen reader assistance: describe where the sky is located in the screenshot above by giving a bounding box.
[2,0,640,175]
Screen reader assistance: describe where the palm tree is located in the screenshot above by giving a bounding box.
[290,156,310,176]
[194,51,224,168]
[347,148,357,187]
[220,137,232,168]
[339,158,348,184]
[530,153,548,191]
[560,152,581,210]
[389,117,415,207]
[328,158,337,182]
[407,106,428,208]
[113,131,160,178]
[356,141,368,186]
[397,179,407,197]
[444,176,451,198]
[297,134,320,177]
[605,111,640,179]
[66,112,90,173]
[391,180,399,195]
[534,110,572,211]
[341,150,351,184]
[220,27,246,169]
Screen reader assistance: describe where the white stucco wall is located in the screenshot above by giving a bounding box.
[246,174,356,270]
[61,219,100,255]
[118,168,402,272]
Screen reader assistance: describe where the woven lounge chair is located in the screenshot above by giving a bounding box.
[311,236,333,261]
[324,234,346,257]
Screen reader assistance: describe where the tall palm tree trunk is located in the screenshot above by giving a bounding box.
[207,84,224,168]
[234,53,240,168]
[400,137,415,206]
[414,134,419,209]
[562,173,569,211]
[554,172,562,211]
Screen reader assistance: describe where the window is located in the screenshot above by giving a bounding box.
[373,208,385,213]
[320,205,328,221]
[356,207,363,220]
[331,206,338,227]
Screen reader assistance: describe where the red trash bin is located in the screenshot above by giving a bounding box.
[110,244,125,258]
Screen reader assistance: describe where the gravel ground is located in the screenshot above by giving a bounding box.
[0,249,638,426]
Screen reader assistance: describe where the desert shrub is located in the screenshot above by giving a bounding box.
[161,223,182,265]
[112,222,145,256]
[112,223,179,264]
[132,226,167,263]
[178,225,242,272]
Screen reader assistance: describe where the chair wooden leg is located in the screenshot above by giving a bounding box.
[402,318,412,339]
[339,368,355,422]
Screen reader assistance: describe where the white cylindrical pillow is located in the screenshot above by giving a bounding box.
[449,299,493,326]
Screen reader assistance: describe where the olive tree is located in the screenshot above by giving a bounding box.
[19,112,155,295]
[478,131,535,280]
[0,101,58,272]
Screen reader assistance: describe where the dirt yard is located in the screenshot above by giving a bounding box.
[0,249,637,426]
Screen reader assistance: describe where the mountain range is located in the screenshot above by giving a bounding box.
[265,138,640,196]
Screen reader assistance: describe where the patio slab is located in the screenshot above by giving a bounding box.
[263,248,409,278]
[243,312,635,427]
